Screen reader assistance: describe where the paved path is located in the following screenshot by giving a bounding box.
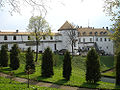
[101,77,115,83]
[0,72,98,90]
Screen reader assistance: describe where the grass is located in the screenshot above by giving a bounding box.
[0,53,119,89]
[0,76,60,90]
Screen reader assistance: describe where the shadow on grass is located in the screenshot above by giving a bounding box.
[115,85,120,89]
[80,82,99,89]
[0,67,11,72]
[50,79,68,88]
[35,76,51,81]
[15,72,26,76]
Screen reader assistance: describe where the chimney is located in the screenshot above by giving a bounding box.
[103,27,104,29]
[16,30,19,33]
[106,27,108,30]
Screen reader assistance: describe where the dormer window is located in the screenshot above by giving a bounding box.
[94,32,98,35]
[100,31,103,35]
[4,35,7,40]
[89,32,92,35]
[83,32,86,35]
[104,32,108,35]
[13,35,16,40]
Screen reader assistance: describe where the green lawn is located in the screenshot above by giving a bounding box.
[0,53,118,89]
[0,76,60,90]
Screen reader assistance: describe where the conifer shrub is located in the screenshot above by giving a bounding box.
[86,48,101,83]
[41,47,54,77]
[0,44,8,67]
[25,47,35,74]
[63,50,72,80]
[10,44,20,70]
[116,51,120,86]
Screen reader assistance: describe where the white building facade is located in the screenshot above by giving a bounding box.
[0,21,114,55]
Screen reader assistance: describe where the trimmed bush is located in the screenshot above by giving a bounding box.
[63,50,72,80]
[41,47,54,77]
[116,51,120,86]
[86,48,101,83]
[0,44,8,67]
[25,47,35,73]
[10,44,20,70]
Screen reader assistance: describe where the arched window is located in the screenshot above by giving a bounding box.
[4,35,7,40]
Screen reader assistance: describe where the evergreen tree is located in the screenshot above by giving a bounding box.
[116,51,120,86]
[86,48,101,83]
[0,44,8,67]
[41,47,54,77]
[63,51,72,80]
[25,47,35,73]
[10,44,20,70]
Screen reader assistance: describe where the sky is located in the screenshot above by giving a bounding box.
[0,0,113,32]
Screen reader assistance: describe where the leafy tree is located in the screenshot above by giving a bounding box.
[25,47,35,73]
[41,47,54,77]
[116,51,120,86]
[10,44,20,70]
[27,16,51,62]
[63,50,72,80]
[86,48,101,83]
[0,44,8,67]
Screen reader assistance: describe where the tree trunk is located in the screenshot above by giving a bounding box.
[35,41,39,62]
[72,42,74,57]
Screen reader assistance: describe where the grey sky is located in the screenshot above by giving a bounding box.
[0,0,113,32]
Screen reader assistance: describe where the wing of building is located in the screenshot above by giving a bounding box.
[0,21,114,55]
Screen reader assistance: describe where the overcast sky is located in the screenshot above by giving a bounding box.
[0,0,113,32]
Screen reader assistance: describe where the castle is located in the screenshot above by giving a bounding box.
[0,21,114,55]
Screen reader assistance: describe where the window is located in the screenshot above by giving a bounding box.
[43,36,46,40]
[78,38,81,43]
[50,36,53,40]
[96,38,98,41]
[104,32,108,35]
[100,31,103,35]
[89,32,92,35]
[94,32,98,35]
[28,36,31,40]
[83,32,86,35]
[54,44,57,50]
[104,38,107,41]
[100,38,102,41]
[83,38,85,42]
[106,46,108,49]
[78,32,80,37]
[13,35,16,40]
[90,38,92,42]
[4,35,7,40]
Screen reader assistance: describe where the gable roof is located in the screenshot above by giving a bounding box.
[77,27,112,36]
[58,21,75,31]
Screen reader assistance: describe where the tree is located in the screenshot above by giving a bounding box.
[10,44,20,70]
[41,47,54,77]
[28,16,51,62]
[66,29,77,56]
[63,50,72,80]
[0,44,8,67]
[116,51,120,86]
[0,0,49,15]
[86,48,101,83]
[25,47,35,73]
